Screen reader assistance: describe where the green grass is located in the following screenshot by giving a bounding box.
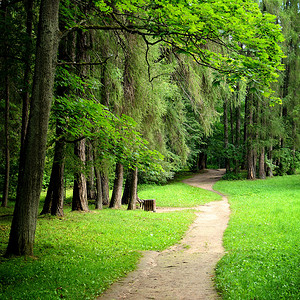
[138,182,221,207]
[214,175,300,299]
[0,177,219,299]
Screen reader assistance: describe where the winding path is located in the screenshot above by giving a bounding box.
[99,169,230,300]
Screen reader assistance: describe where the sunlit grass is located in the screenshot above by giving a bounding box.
[138,182,221,207]
[214,175,300,299]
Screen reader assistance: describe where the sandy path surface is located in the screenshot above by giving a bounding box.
[99,169,230,300]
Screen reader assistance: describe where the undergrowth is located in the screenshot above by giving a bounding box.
[214,175,300,299]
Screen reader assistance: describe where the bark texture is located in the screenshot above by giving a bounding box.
[6,0,60,256]
[94,166,103,209]
[72,139,89,212]
[101,172,110,205]
[259,147,266,179]
[87,142,96,200]
[223,97,230,172]
[127,167,138,210]
[110,163,124,209]
[245,90,256,180]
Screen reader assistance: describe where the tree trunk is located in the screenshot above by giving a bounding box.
[245,89,256,180]
[109,163,124,209]
[2,71,10,208]
[230,101,235,145]
[121,176,130,205]
[197,152,206,170]
[223,96,230,172]
[20,0,34,152]
[40,172,53,215]
[41,127,65,216]
[72,139,89,211]
[127,167,138,210]
[234,88,241,174]
[94,166,103,209]
[6,0,60,256]
[290,122,297,174]
[267,145,273,177]
[101,172,110,205]
[50,137,65,216]
[259,147,266,179]
[86,142,96,200]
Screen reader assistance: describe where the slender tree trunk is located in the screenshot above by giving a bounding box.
[253,96,260,177]
[40,170,54,215]
[121,175,130,205]
[267,145,274,177]
[109,163,124,208]
[245,89,256,180]
[41,127,65,216]
[101,172,110,205]
[259,147,266,179]
[6,0,60,256]
[223,97,230,172]
[50,137,65,216]
[2,72,10,207]
[127,167,138,210]
[235,86,241,174]
[94,166,103,209]
[290,122,297,174]
[230,101,235,145]
[86,142,96,200]
[72,139,89,211]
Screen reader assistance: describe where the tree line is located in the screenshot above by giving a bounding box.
[0,0,298,256]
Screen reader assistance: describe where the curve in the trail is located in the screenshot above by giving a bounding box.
[99,169,230,300]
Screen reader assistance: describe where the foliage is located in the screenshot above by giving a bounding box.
[272,148,300,175]
[214,175,300,299]
[109,0,285,90]
[221,170,246,181]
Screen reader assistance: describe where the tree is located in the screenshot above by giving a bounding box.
[6,0,60,256]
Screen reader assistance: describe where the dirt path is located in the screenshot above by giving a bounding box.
[99,169,230,300]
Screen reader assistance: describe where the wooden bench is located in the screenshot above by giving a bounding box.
[136,198,156,212]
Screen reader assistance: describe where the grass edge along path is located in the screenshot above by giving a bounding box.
[0,175,220,299]
[214,174,300,299]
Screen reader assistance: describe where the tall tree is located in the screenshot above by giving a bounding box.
[72,11,92,212]
[6,0,60,256]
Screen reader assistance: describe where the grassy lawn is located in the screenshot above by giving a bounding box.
[214,175,300,299]
[0,177,219,299]
[138,182,221,207]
